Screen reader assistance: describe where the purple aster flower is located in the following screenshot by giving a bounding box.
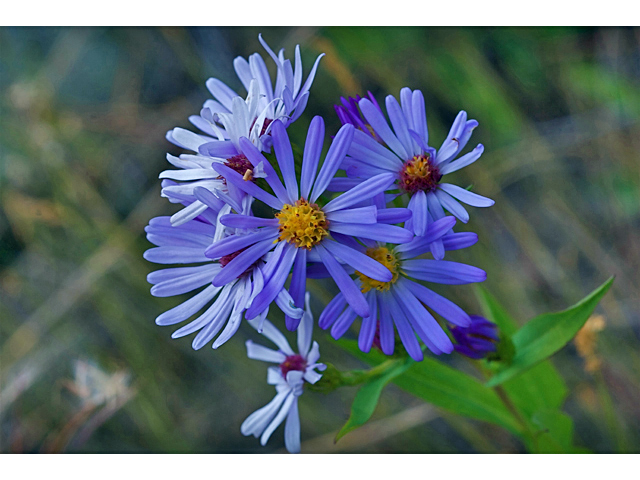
[337,87,495,239]
[241,293,325,453]
[451,315,499,359]
[316,215,486,361]
[207,117,413,331]
[143,198,303,351]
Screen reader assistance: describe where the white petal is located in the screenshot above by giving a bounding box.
[245,340,287,363]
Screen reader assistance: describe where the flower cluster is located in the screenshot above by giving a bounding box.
[145,36,495,453]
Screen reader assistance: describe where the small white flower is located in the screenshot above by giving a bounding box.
[241,293,325,453]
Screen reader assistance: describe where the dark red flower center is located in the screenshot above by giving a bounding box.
[250,117,273,137]
[399,153,442,194]
[280,354,307,377]
[219,154,254,185]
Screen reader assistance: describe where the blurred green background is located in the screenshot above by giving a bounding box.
[1,27,639,453]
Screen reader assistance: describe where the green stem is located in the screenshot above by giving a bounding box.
[493,384,538,451]
[308,358,403,394]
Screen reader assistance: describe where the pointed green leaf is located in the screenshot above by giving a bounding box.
[335,357,412,442]
[487,277,614,387]
[337,341,523,436]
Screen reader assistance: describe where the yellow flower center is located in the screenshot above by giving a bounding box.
[275,199,329,249]
[356,247,400,293]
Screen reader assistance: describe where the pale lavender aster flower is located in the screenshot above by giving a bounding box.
[143,195,302,351]
[316,214,485,361]
[337,88,494,241]
[161,35,323,227]
[161,80,270,227]
[241,293,325,454]
[173,34,324,153]
[207,117,413,331]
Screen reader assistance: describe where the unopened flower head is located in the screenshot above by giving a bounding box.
[450,315,499,359]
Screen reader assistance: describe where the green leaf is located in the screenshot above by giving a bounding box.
[487,276,614,387]
[338,341,523,436]
[335,357,412,442]
[476,286,569,415]
[502,362,568,417]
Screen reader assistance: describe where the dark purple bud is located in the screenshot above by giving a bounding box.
[451,315,499,359]
[334,91,385,144]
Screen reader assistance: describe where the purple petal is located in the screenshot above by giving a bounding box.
[435,189,469,223]
[212,163,283,210]
[386,94,417,157]
[402,259,487,284]
[439,144,484,175]
[408,190,428,236]
[442,232,478,250]
[212,238,276,287]
[237,137,289,204]
[358,293,378,353]
[386,291,423,361]
[285,249,307,331]
[329,222,413,244]
[205,228,278,259]
[245,245,298,319]
[326,206,377,224]
[377,208,412,224]
[323,173,396,213]
[271,120,298,203]
[330,307,358,340]
[310,124,355,202]
[220,214,279,229]
[315,244,369,318]
[378,293,395,355]
[323,240,392,282]
[199,141,239,158]
[403,279,472,327]
[439,183,495,208]
[318,292,347,330]
[300,116,325,199]
[359,98,408,160]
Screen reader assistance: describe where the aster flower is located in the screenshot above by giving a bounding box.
[143,196,302,351]
[161,35,323,227]
[451,315,499,359]
[207,117,414,331]
[241,293,325,453]
[336,87,494,241]
[161,79,273,227]
[173,34,324,153]
[316,214,486,361]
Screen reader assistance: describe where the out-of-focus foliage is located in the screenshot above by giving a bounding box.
[1,27,638,453]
